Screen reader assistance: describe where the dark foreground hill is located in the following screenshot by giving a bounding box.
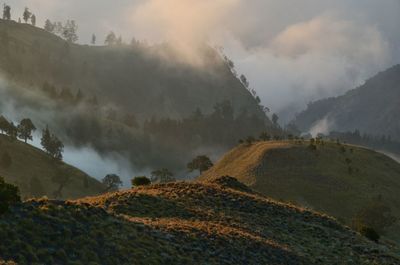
[293,64,400,140]
[199,141,400,242]
[0,177,399,264]
[0,134,104,199]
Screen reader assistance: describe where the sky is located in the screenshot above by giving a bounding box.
[6,0,400,122]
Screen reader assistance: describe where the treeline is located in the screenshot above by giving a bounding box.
[328,130,400,155]
[144,101,270,147]
[0,115,64,160]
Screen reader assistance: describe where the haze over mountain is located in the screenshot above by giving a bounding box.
[0,19,270,182]
[293,65,400,141]
[8,0,400,122]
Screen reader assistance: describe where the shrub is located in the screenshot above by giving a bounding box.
[0,177,21,214]
[359,226,380,243]
[131,176,151,187]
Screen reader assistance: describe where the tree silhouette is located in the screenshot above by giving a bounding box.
[41,126,64,160]
[105,31,117,46]
[23,7,31,23]
[272,113,279,126]
[17,118,36,143]
[91,34,96,45]
[102,174,123,192]
[0,115,10,134]
[44,19,55,32]
[2,4,11,20]
[6,122,17,140]
[131,176,151,187]
[62,20,78,43]
[187,155,213,174]
[30,14,36,26]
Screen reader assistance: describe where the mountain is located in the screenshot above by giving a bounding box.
[0,19,271,173]
[0,134,104,199]
[0,20,265,121]
[199,141,400,242]
[0,176,399,264]
[293,65,400,140]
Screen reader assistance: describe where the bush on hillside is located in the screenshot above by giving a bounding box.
[0,177,21,214]
[131,176,151,187]
[359,226,380,243]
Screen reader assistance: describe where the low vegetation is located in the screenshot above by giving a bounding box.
[0,177,399,264]
[200,140,400,242]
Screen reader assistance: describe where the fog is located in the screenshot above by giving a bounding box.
[9,0,400,122]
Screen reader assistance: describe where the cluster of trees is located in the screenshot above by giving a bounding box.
[328,130,400,155]
[0,115,64,160]
[144,101,268,148]
[104,31,123,46]
[44,19,78,43]
[103,155,214,190]
[2,5,36,25]
[0,116,36,143]
[41,126,64,160]
[42,82,98,106]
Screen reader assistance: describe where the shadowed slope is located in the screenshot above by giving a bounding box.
[0,178,399,264]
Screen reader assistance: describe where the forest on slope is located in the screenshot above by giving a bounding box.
[0,19,278,177]
[293,65,400,142]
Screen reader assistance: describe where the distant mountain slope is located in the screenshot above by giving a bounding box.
[0,20,266,121]
[0,177,398,264]
[0,134,104,199]
[199,141,400,242]
[293,65,400,140]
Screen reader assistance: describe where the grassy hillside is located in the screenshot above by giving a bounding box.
[293,64,400,140]
[199,141,400,242]
[0,19,272,173]
[0,19,265,121]
[0,177,398,264]
[0,134,104,199]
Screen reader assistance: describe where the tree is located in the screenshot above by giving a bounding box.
[245,136,256,145]
[62,20,78,43]
[0,176,20,214]
[131,176,151,187]
[5,122,17,140]
[17,118,36,143]
[41,127,64,160]
[23,7,31,23]
[30,13,36,26]
[102,174,123,192]
[272,113,279,126]
[105,31,117,46]
[240,74,250,89]
[91,34,96,45]
[151,168,175,183]
[44,19,55,32]
[3,4,11,20]
[187,155,213,174]
[0,115,10,134]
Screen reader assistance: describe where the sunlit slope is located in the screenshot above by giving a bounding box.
[199,141,400,239]
[0,177,398,264]
[0,19,266,122]
[0,135,104,199]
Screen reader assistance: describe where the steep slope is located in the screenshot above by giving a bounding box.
[293,65,400,140]
[0,20,265,121]
[199,141,400,241]
[0,177,399,264]
[0,134,104,199]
